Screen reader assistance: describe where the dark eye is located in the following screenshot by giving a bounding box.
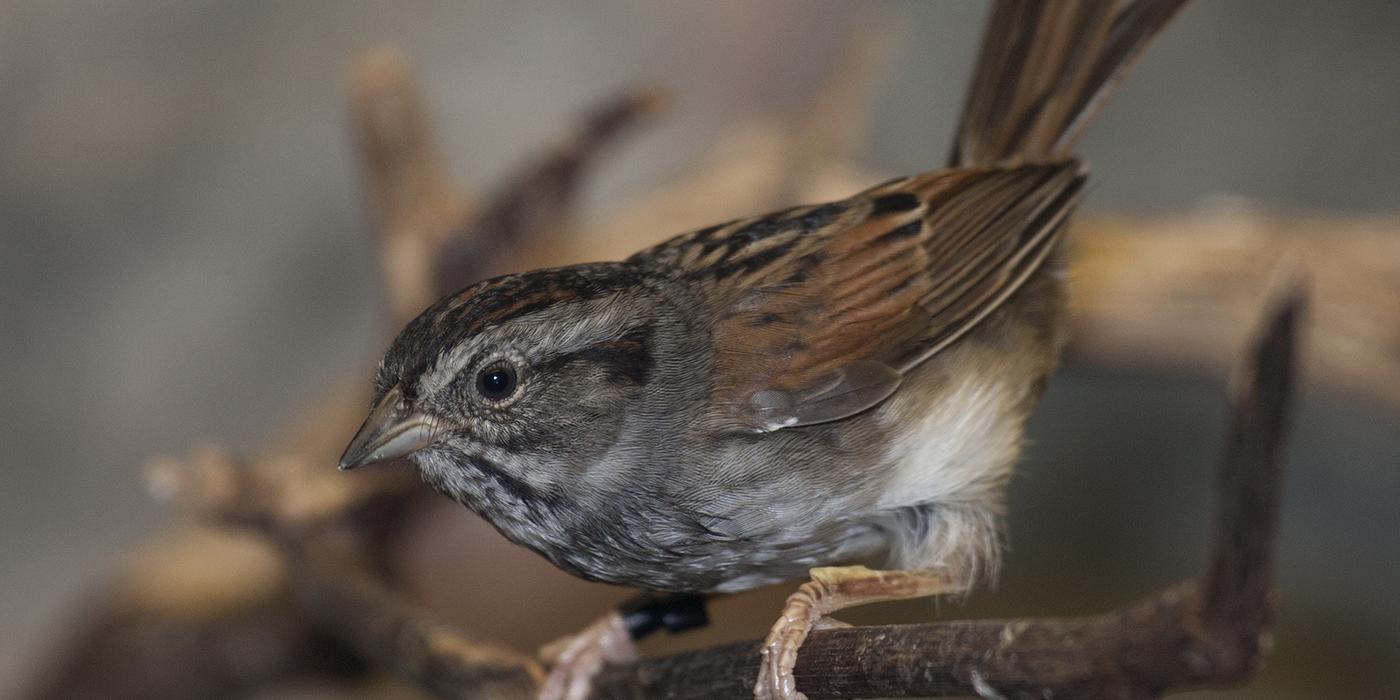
[476,365,518,401]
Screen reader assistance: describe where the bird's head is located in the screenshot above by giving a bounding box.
[338,263,689,505]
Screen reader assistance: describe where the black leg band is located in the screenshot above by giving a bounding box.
[618,592,709,641]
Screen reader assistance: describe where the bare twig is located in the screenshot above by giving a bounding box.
[1200,279,1299,676]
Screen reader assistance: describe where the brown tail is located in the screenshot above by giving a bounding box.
[949,0,1189,167]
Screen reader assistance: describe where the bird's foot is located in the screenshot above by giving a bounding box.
[538,610,638,700]
[754,576,830,700]
[753,565,959,700]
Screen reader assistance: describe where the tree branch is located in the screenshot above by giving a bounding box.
[590,285,1302,700]
[24,58,663,700]
[290,542,542,700]
[432,85,666,293]
[1067,215,1394,407]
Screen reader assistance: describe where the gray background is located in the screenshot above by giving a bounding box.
[2,1,1397,697]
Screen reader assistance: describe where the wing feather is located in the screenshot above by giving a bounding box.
[637,161,1085,432]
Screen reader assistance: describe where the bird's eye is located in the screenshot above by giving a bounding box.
[476,364,518,401]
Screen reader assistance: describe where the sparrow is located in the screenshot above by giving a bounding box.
[339,1,1189,698]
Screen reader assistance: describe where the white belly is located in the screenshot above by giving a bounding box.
[874,365,1025,512]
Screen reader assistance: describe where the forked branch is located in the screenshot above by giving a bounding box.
[587,286,1301,699]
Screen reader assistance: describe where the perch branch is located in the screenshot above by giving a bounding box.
[587,285,1302,699]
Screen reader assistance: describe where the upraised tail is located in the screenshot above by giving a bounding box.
[949,0,1188,167]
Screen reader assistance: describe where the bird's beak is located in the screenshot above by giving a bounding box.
[338,385,436,470]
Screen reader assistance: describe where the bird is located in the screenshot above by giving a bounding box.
[338,2,1190,698]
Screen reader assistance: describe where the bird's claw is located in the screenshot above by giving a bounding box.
[753,584,824,700]
[538,611,638,700]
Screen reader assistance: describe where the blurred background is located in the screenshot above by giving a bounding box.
[2,1,1398,698]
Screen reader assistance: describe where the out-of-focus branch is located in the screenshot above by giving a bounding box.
[433,86,667,291]
[145,443,542,700]
[1069,212,1399,406]
[294,547,542,700]
[352,48,663,321]
[776,15,903,204]
[23,528,360,700]
[1202,278,1297,673]
[352,47,469,324]
[588,285,1302,700]
[26,52,664,700]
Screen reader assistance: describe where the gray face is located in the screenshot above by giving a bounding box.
[358,263,674,510]
[403,315,650,487]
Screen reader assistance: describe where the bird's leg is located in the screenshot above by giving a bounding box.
[538,593,707,700]
[754,565,961,700]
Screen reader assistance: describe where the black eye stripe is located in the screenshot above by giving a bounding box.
[534,326,653,386]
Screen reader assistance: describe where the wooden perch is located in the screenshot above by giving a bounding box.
[586,285,1301,699]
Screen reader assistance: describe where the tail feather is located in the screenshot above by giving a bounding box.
[949,0,1189,167]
